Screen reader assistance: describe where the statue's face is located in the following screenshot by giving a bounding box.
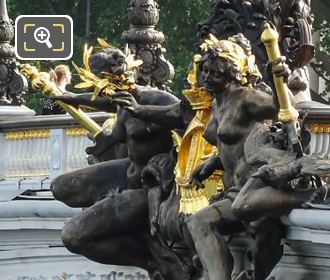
[201,56,229,94]
[90,49,128,77]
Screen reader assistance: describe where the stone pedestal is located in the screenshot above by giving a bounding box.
[0,0,35,119]
[0,200,148,280]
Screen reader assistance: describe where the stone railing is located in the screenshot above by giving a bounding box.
[0,112,149,280]
[298,101,330,182]
[0,101,329,197]
[0,112,109,199]
[298,101,330,158]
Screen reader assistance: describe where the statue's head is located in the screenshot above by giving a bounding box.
[199,33,260,94]
[89,48,128,77]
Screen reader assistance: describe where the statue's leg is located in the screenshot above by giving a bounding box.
[61,189,154,270]
[146,235,192,280]
[51,157,130,207]
[249,218,283,280]
[231,177,315,221]
[186,198,245,280]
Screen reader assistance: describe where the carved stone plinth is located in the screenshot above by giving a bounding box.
[122,0,174,90]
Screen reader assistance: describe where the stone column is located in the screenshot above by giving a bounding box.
[0,0,34,120]
[122,0,174,91]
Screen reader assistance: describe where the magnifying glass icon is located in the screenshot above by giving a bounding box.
[34,27,53,49]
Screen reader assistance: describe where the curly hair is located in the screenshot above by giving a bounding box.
[199,51,242,84]
[88,48,126,77]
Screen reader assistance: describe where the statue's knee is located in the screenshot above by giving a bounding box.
[61,220,82,254]
[51,174,86,206]
[51,174,69,201]
[231,198,252,221]
[186,211,210,235]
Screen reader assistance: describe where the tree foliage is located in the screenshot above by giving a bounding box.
[311,0,330,101]
[317,21,330,98]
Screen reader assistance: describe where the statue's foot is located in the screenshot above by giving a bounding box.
[302,182,330,208]
[310,183,329,203]
[156,259,191,280]
[233,270,254,280]
[150,271,166,280]
[192,254,202,271]
[0,95,11,105]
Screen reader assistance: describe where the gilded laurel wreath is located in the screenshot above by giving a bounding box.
[73,38,143,101]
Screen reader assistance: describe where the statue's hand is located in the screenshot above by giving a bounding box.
[190,156,221,189]
[271,56,291,82]
[111,91,141,115]
[190,164,206,189]
[86,132,114,157]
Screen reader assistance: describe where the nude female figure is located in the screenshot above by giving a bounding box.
[50,47,191,279]
[186,37,328,280]
[112,33,328,279]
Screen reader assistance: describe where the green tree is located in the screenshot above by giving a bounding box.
[312,0,330,101]
[76,0,211,93]
[314,21,330,100]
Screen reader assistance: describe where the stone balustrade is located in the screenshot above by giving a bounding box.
[299,101,330,159]
[0,112,109,200]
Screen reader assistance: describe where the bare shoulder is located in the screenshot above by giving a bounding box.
[241,86,272,103]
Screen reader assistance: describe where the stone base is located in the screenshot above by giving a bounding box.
[0,105,35,121]
[0,200,148,280]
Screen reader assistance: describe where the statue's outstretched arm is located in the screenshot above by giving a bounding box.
[51,92,117,113]
[111,91,186,129]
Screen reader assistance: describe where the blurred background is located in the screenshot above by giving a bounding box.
[7,0,330,113]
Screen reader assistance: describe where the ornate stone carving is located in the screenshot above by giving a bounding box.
[122,0,174,90]
[0,0,27,106]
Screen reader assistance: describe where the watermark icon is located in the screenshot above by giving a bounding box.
[15,15,73,60]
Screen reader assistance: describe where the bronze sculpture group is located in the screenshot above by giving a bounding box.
[19,0,330,279]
